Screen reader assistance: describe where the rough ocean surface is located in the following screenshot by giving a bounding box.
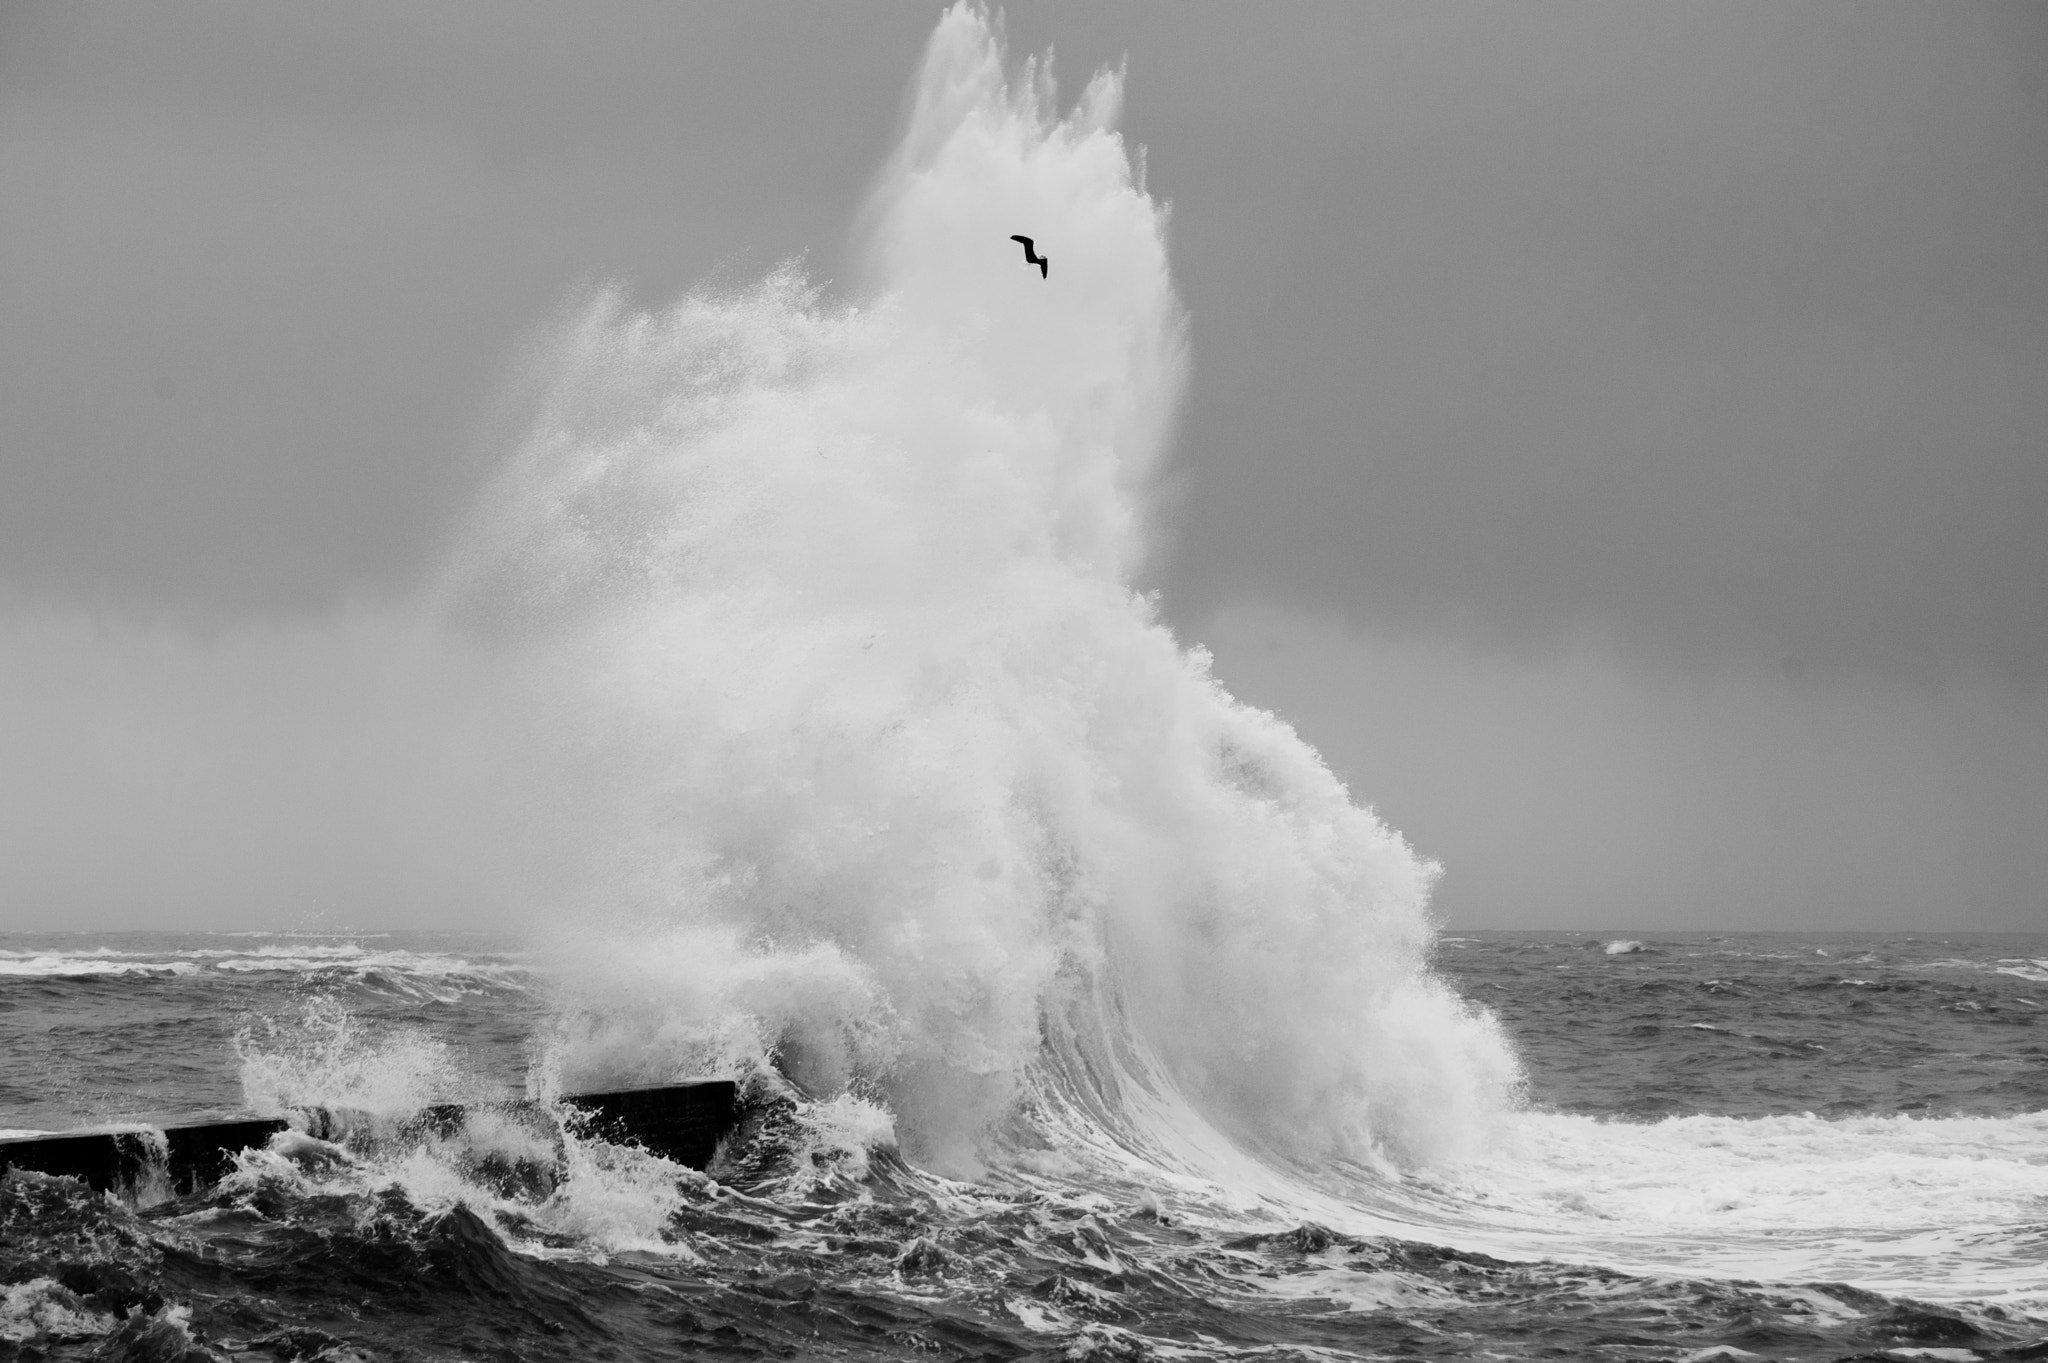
[3,929,2045,1362]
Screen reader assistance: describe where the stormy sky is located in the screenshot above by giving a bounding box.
[2,3,2043,931]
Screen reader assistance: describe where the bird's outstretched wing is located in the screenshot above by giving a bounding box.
[1008,234,1049,279]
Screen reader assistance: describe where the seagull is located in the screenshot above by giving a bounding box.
[1009,234,1048,279]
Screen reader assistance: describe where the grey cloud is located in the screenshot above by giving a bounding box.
[0,1,929,611]
[6,2,2041,685]
[2,3,2043,932]
[0,608,528,930]
[1009,3,2048,688]
[1200,601,2048,932]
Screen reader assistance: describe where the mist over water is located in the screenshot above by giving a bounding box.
[439,8,1517,1175]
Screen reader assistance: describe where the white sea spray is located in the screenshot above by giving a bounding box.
[433,4,1519,1177]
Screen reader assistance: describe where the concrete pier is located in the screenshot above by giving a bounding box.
[0,1119,289,1196]
[567,1081,738,1169]
[0,1081,740,1195]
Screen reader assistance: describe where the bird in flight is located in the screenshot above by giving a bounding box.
[1010,235,1048,279]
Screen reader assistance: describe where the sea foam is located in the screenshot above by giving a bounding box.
[434,4,1518,1176]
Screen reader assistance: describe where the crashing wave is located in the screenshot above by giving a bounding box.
[430,4,1519,1178]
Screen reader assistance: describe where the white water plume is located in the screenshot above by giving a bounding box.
[447,5,1519,1176]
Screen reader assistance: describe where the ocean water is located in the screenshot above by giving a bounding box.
[6,8,2045,1361]
[3,930,2045,1361]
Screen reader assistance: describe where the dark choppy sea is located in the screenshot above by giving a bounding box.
[3,928,2043,1362]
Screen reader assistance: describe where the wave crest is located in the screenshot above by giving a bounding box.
[446,3,1518,1176]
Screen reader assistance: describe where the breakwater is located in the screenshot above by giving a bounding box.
[0,1080,738,1195]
